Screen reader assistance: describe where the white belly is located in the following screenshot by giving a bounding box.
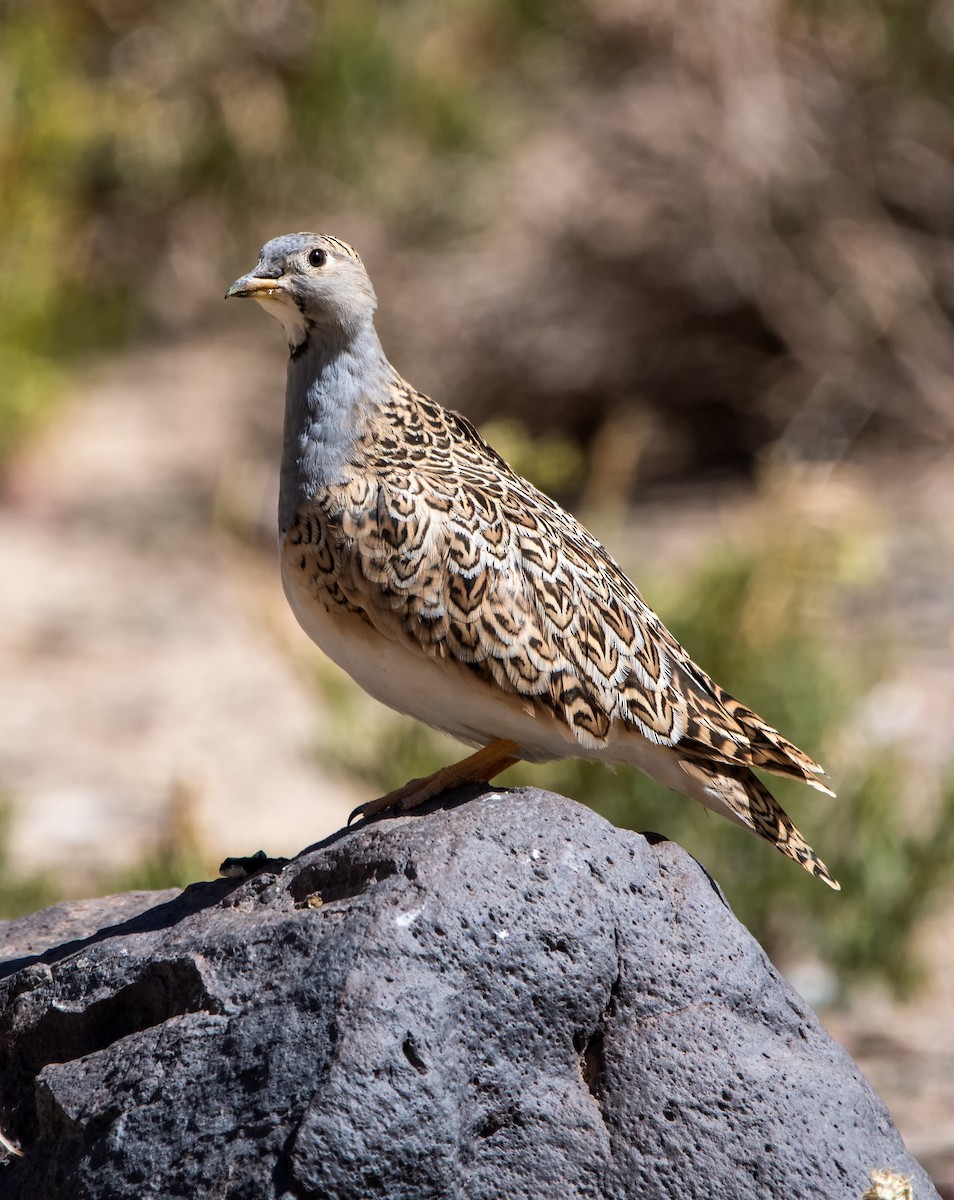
[280,555,689,797]
[281,559,586,762]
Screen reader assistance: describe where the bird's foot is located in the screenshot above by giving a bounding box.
[348,739,521,825]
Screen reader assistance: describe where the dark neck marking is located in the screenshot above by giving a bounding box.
[289,331,312,361]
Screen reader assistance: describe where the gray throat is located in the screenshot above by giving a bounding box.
[279,322,392,532]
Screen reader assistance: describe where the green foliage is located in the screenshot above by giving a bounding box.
[0,785,213,919]
[0,2,135,460]
[313,468,954,999]
[102,784,210,896]
[0,0,563,464]
[815,760,954,994]
[479,418,584,497]
[290,2,489,177]
[3,0,952,466]
[0,799,60,919]
[102,844,207,897]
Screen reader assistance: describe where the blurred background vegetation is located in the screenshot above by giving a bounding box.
[6,0,954,477]
[3,0,954,1020]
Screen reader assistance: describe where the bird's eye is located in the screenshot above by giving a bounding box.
[308,248,327,268]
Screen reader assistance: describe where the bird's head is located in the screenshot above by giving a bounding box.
[226,233,377,351]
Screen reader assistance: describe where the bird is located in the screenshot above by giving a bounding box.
[226,232,839,889]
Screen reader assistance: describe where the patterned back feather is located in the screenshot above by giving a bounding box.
[238,231,839,887]
[284,379,839,888]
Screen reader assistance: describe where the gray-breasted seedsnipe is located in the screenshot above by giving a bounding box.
[227,233,839,889]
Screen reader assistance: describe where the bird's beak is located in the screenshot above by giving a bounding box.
[225,273,285,300]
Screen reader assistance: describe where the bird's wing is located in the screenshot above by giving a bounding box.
[335,413,831,794]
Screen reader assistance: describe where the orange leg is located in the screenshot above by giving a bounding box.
[348,739,521,825]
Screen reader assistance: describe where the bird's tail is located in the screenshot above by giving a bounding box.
[699,680,836,797]
[678,759,840,890]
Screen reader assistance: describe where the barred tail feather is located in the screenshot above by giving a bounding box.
[678,759,840,890]
[713,688,837,797]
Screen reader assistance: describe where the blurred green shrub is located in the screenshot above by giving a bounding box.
[0,781,211,919]
[0,5,130,456]
[479,418,584,496]
[0,0,562,464]
[312,465,954,999]
[0,800,59,919]
[101,779,211,896]
[3,0,954,476]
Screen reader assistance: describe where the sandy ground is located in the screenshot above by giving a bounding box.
[0,331,952,1189]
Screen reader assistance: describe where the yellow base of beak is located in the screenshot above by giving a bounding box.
[225,276,285,300]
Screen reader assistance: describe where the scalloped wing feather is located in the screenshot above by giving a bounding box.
[312,385,833,794]
[283,381,836,884]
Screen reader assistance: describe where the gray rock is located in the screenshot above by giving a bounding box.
[0,788,937,1199]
